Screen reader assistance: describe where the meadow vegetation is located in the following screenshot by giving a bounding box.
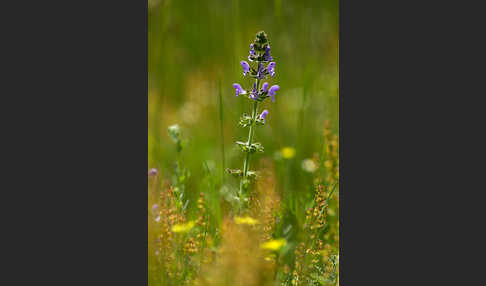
[148,1,338,285]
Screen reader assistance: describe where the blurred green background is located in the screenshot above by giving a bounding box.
[148,0,338,211]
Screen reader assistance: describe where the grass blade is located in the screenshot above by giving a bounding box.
[218,79,226,183]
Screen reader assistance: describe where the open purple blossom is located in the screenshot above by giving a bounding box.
[263,45,273,61]
[233,83,246,96]
[268,85,280,102]
[240,61,250,76]
[261,82,269,92]
[267,62,276,77]
[259,110,269,122]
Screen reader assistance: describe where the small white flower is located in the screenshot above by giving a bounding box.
[301,159,317,173]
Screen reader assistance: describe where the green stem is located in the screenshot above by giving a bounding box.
[243,100,258,175]
[240,77,260,193]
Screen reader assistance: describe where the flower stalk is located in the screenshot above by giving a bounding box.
[228,31,280,196]
[242,95,259,179]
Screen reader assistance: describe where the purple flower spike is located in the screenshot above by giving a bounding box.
[259,110,269,122]
[240,61,250,76]
[261,82,269,92]
[233,83,246,97]
[267,62,276,77]
[268,85,280,102]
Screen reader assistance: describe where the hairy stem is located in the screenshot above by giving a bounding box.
[243,100,258,175]
[240,77,260,193]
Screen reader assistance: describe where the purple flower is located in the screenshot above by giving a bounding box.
[259,110,269,122]
[257,62,265,79]
[149,168,158,176]
[240,61,250,76]
[267,62,276,77]
[263,45,273,61]
[233,83,246,96]
[152,204,159,215]
[268,85,280,102]
[250,82,258,100]
[261,82,269,92]
[248,44,256,61]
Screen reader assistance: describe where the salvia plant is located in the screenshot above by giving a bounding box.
[228,31,280,198]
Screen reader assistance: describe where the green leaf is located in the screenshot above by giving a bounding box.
[239,114,253,127]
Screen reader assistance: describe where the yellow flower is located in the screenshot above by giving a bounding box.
[260,239,287,251]
[171,221,195,233]
[234,216,259,225]
[281,147,296,159]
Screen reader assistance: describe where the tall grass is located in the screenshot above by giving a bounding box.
[148,122,339,285]
[218,79,226,183]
